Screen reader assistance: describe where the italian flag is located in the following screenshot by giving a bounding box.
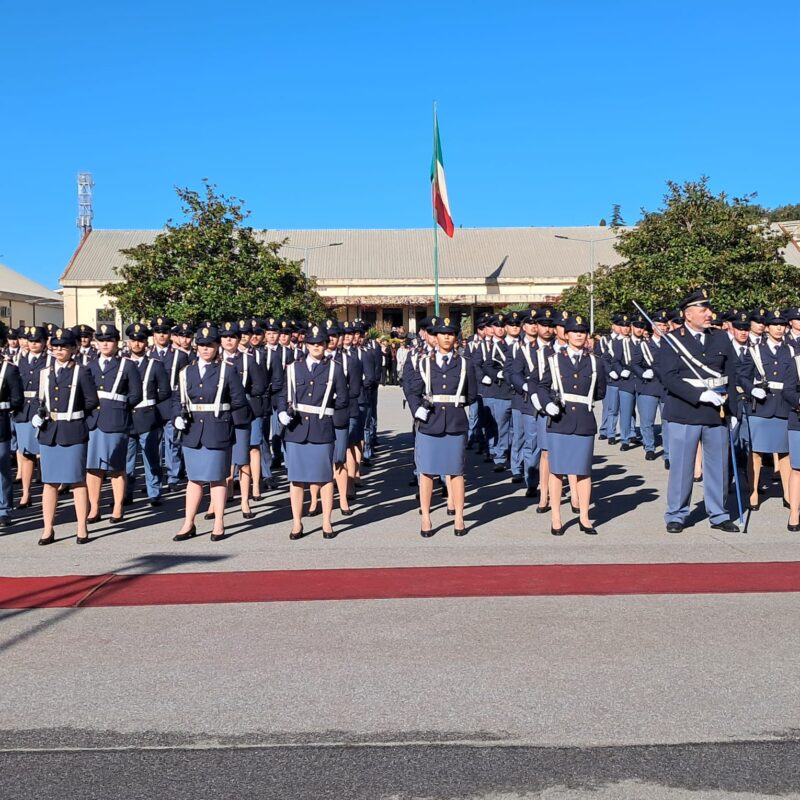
[431,110,454,237]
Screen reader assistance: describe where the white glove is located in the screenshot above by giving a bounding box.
[699,390,724,407]
[31,414,44,429]
[620,369,631,379]
[173,416,187,431]
[545,402,560,417]
[531,394,543,412]
[730,416,739,431]
[278,411,293,426]
[609,371,619,380]
[496,370,504,380]
[414,406,430,422]
[481,375,492,386]
[751,387,767,400]
[522,382,529,393]
[642,369,654,380]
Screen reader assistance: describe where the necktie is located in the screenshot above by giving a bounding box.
[198,362,206,379]
[740,347,746,359]
[571,354,579,367]
[442,356,449,368]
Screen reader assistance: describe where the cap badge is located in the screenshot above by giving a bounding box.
[56,329,63,338]
[444,318,450,326]
[100,324,108,334]
[225,322,232,330]
[576,315,583,324]
[203,327,209,337]
[702,289,708,299]
[312,326,319,336]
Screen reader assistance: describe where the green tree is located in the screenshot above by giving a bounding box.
[101,181,326,324]
[598,218,607,227]
[561,178,793,331]
[610,204,625,228]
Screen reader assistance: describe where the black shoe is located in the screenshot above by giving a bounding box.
[788,522,800,532]
[710,520,740,533]
[693,475,703,483]
[748,502,760,512]
[210,531,226,542]
[0,515,10,528]
[598,434,607,441]
[607,438,616,446]
[440,484,448,499]
[570,505,580,514]
[666,522,684,533]
[242,512,255,520]
[16,499,32,509]
[203,512,215,520]
[620,443,630,452]
[465,442,474,451]
[109,515,124,524]
[579,522,597,535]
[645,451,656,461]
[76,535,90,545]
[122,497,134,507]
[264,479,278,491]
[511,474,523,484]
[446,508,456,517]
[86,514,102,524]
[551,526,564,536]
[163,483,173,493]
[38,534,55,546]
[173,525,197,542]
[493,463,506,473]
[323,529,337,540]
[664,459,670,469]
[149,498,162,508]
[289,527,304,541]
[307,506,320,517]
[783,499,791,509]
[454,527,467,537]
[525,488,537,498]
[536,505,551,514]
[340,508,354,516]
[420,528,435,538]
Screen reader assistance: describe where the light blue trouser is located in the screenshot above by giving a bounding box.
[511,408,525,475]
[260,414,274,479]
[126,428,163,500]
[162,421,183,484]
[637,394,660,452]
[521,412,541,488]
[363,401,376,458]
[484,397,512,464]
[270,409,284,464]
[468,398,485,445]
[665,423,730,525]
[10,420,17,454]
[660,402,670,460]
[600,385,620,438]
[0,439,10,515]
[619,389,637,443]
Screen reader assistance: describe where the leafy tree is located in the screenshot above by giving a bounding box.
[561,178,793,331]
[101,181,326,324]
[598,218,607,227]
[610,204,625,228]
[765,203,800,222]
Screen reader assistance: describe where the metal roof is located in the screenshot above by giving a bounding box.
[0,262,63,303]
[60,227,629,285]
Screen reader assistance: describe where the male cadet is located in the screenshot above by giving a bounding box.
[749,308,766,346]
[0,336,24,527]
[503,310,528,483]
[260,317,286,483]
[124,323,172,508]
[599,313,625,443]
[479,313,514,472]
[508,310,541,496]
[149,317,190,491]
[784,307,800,354]
[661,288,739,533]
[2,327,22,364]
[357,318,382,458]
[71,324,96,366]
[172,322,195,356]
[608,312,640,451]
[631,313,666,462]
[466,314,490,452]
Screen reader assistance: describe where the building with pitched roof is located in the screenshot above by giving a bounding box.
[0,262,63,330]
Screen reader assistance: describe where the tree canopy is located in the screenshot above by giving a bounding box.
[561,178,794,331]
[101,182,326,324]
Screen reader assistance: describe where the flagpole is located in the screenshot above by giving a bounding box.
[432,101,440,316]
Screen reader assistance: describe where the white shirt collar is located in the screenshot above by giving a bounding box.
[305,355,322,371]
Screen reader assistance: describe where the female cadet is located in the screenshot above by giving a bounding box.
[739,309,792,510]
[85,324,143,525]
[536,314,607,536]
[276,323,348,540]
[32,328,99,544]
[406,316,476,537]
[0,350,23,527]
[172,325,247,542]
[12,326,50,509]
[216,320,266,519]
[780,344,800,531]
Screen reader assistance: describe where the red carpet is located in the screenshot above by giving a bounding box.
[1,561,799,608]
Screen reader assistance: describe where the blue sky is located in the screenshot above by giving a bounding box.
[2,0,799,289]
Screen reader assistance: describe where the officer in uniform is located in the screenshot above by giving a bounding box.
[479,313,514,472]
[0,347,24,527]
[466,314,490,452]
[728,310,753,462]
[608,312,638,450]
[599,313,624,443]
[260,316,284,488]
[72,324,97,366]
[631,315,665,461]
[784,306,800,354]
[661,289,739,533]
[503,310,527,483]
[85,324,143,525]
[276,323,348,540]
[124,323,172,508]
[33,328,99,544]
[171,325,248,542]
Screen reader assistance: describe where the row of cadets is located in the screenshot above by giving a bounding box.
[275,323,348,540]
[0,337,24,528]
[536,313,606,536]
[406,316,476,537]
[171,325,248,543]
[604,312,639,449]
[124,323,172,508]
[784,307,800,354]
[85,324,143,525]
[72,324,98,366]
[32,328,99,544]
[465,313,490,453]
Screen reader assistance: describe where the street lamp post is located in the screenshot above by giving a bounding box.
[554,234,617,334]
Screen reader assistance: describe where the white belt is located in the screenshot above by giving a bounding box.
[296,403,334,417]
[23,391,37,398]
[684,377,728,389]
[134,399,157,409]
[50,410,85,421]
[767,381,784,390]
[560,392,593,406]
[97,391,127,402]
[0,402,10,410]
[431,394,466,404]
[188,403,231,412]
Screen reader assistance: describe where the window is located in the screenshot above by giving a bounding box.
[382,308,403,328]
[96,308,116,327]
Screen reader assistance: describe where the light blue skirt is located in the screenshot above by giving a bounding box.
[536,414,550,452]
[15,421,40,457]
[184,445,231,482]
[87,429,128,472]
[333,426,348,465]
[748,416,789,454]
[789,430,800,470]
[249,416,264,448]
[232,426,250,466]
[548,432,594,476]
[40,442,87,485]
[415,431,466,477]
[285,441,334,483]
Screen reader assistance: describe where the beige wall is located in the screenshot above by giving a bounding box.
[62,286,123,329]
[0,296,63,328]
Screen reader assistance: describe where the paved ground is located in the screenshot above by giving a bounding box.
[1,386,799,798]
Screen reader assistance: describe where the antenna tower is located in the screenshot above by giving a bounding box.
[77,172,94,237]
